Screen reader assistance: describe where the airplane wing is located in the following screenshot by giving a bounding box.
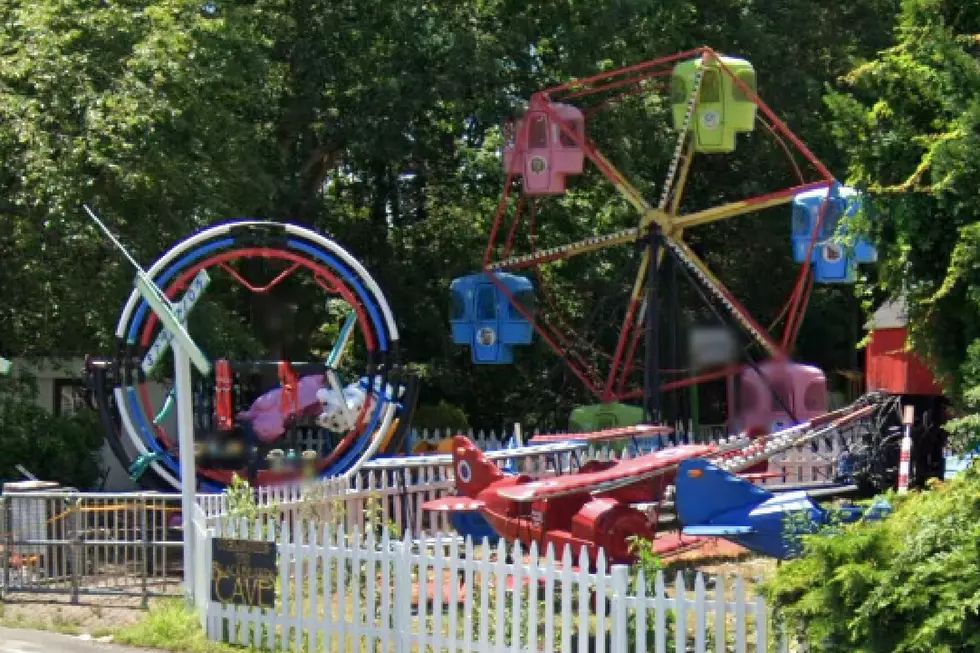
[740,471,785,482]
[361,442,589,472]
[529,424,673,444]
[420,496,486,512]
[497,444,715,502]
[682,525,755,536]
[485,441,588,459]
[361,454,453,470]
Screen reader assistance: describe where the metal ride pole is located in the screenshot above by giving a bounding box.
[173,343,197,605]
[667,250,680,433]
[643,227,662,425]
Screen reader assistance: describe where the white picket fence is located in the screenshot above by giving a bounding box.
[196,423,859,538]
[406,425,727,452]
[192,511,788,653]
[406,424,858,490]
[184,421,863,651]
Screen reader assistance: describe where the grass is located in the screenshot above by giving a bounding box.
[114,599,258,653]
[0,596,252,653]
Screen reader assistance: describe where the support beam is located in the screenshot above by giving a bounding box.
[643,228,662,424]
[173,344,197,605]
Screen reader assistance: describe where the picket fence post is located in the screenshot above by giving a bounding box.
[200,521,213,632]
[393,537,412,653]
[610,565,630,653]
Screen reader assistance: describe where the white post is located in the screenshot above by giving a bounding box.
[898,405,914,494]
[610,565,630,653]
[394,538,412,653]
[174,342,198,603]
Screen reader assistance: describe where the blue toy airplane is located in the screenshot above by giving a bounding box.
[675,458,891,558]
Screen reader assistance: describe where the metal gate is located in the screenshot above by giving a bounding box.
[0,491,184,604]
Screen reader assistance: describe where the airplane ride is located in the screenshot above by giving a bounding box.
[421,435,716,565]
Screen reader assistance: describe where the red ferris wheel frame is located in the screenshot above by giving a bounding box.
[479,46,842,403]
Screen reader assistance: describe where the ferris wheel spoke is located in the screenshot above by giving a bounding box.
[665,237,780,355]
[605,244,667,396]
[487,226,641,270]
[656,54,705,214]
[323,368,356,430]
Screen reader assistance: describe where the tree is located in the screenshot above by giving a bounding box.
[767,470,980,652]
[0,373,105,488]
[824,0,980,447]
[769,3,980,649]
[0,0,912,431]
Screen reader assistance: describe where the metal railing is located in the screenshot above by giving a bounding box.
[0,491,184,604]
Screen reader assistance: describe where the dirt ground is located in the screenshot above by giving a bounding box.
[0,592,154,637]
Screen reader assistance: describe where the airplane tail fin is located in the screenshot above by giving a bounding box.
[451,435,505,497]
[675,458,772,525]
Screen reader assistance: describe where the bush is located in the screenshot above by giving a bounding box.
[765,465,980,652]
[0,374,105,488]
[411,400,470,431]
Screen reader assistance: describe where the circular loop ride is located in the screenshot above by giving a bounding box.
[86,220,409,492]
[450,46,876,425]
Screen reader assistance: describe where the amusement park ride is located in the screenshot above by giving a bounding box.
[73,46,950,563]
[422,435,715,565]
[424,400,880,563]
[83,219,414,493]
[434,46,947,558]
[448,46,877,435]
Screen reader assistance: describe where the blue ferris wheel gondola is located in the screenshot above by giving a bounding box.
[449,271,535,364]
[791,183,877,284]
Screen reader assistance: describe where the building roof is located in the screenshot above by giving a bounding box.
[867,296,908,330]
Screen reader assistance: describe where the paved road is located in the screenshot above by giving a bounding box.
[0,628,165,653]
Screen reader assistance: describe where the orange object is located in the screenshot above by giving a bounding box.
[278,361,299,416]
[215,359,234,430]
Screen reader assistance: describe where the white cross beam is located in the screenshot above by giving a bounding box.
[140,269,211,375]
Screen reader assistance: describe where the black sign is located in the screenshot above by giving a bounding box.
[211,538,277,608]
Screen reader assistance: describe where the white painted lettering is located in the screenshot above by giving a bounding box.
[141,270,211,375]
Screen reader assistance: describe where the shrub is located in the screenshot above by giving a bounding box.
[0,373,104,488]
[765,465,980,652]
[411,400,470,431]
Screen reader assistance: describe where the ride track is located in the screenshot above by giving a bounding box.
[86,220,408,493]
[478,46,846,408]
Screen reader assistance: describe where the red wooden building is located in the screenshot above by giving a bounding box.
[865,297,944,396]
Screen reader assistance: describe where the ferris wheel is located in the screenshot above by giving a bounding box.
[450,46,876,430]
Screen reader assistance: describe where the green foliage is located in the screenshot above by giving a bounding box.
[777,5,980,644]
[825,0,980,447]
[780,501,864,558]
[627,536,678,641]
[766,469,980,652]
[114,598,251,653]
[0,373,104,488]
[0,0,906,430]
[411,400,471,432]
[222,473,279,540]
[628,535,666,582]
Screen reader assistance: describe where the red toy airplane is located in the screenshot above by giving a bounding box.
[421,435,716,565]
